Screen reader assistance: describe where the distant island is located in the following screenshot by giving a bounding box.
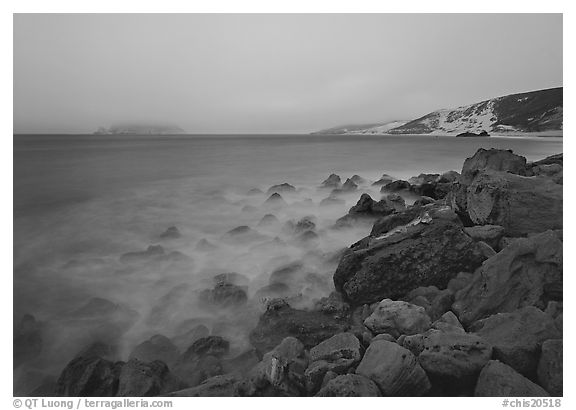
[314,87,563,136]
[94,124,185,135]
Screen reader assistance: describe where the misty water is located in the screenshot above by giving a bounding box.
[13,134,562,386]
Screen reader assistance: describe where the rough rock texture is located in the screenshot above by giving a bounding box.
[460,171,562,236]
[470,307,561,377]
[128,335,180,367]
[463,225,505,249]
[165,374,239,397]
[117,359,181,396]
[173,336,229,387]
[355,340,430,396]
[418,329,492,390]
[537,339,562,396]
[363,299,431,338]
[460,148,527,185]
[334,205,487,304]
[237,337,309,396]
[336,194,405,227]
[453,230,562,327]
[249,299,349,354]
[55,356,122,396]
[321,174,342,189]
[474,361,549,397]
[199,282,248,308]
[315,374,381,397]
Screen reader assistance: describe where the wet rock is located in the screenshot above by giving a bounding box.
[199,282,248,308]
[418,330,492,391]
[173,337,230,387]
[55,356,122,396]
[249,299,350,354]
[334,205,487,304]
[120,245,165,263]
[356,340,430,396]
[14,314,42,368]
[171,324,210,352]
[453,230,562,326]
[413,196,436,206]
[253,283,293,302]
[268,262,305,286]
[321,174,342,189]
[315,374,381,397]
[263,193,287,206]
[363,299,431,338]
[267,183,296,194]
[314,292,350,318]
[222,349,260,375]
[381,180,410,193]
[129,335,180,367]
[183,336,230,359]
[213,272,250,287]
[372,174,395,186]
[238,337,308,396]
[474,360,549,397]
[460,148,527,185]
[117,359,182,396]
[165,374,239,397]
[257,214,279,227]
[160,226,181,239]
[350,175,367,185]
[470,307,561,377]
[463,225,505,249]
[537,339,562,396]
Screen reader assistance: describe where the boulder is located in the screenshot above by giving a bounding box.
[173,337,229,387]
[418,329,492,391]
[222,226,268,244]
[249,299,350,355]
[460,148,527,185]
[171,324,210,351]
[372,174,395,186]
[350,175,367,185]
[341,178,358,192]
[452,230,562,326]
[335,193,405,227]
[120,245,165,264]
[431,311,465,333]
[404,286,455,321]
[463,225,505,249]
[363,299,431,338]
[129,335,180,367]
[237,337,308,396]
[257,214,279,227]
[537,339,562,396]
[55,356,122,396]
[117,359,182,396]
[315,374,381,397]
[309,332,362,364]
[199,282,248,308]
[160,226,181,239]
[334,205,487,304]
[356,340,430,396]
[474,360,549,397]
[381,180,410,193]
[321,174,342,189]
[267,183,296,194]
[213,272,250,287]
[165,374,239,397]
[182,336,230,360]
[263,193,287,206]
[470,307,561,377]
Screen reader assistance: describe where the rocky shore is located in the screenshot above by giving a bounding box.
[14,148,563,397]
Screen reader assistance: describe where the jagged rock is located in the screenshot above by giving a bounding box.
[334,205,487,304]
[314,292,350,317]
[238,337,308,396]
[222,349,260,375]
[308,332,362,372]
[463,225,505,249]
[249,299,350,354]
[315,374,381,397]
[75,342,117,361]
[438,171,460,183]
[474,360,549,397]
[267,183,296,194]
[196,238,217,252]
[222,226,268,244]
[537,339,562,396]
[341,178,358,191]
[363,299,431,338]
[199,282,248,308]
[129,335,180,367]
[160,226,181,239]
[120,245,165,263]
[418,330,492,391]
[264,193,287,206]
[14,314,42,368]
[321,174,342,189]
[453,230,562,326]
[460,148,527,185]
[165,374,239,397]
[257,214,279,227]
[470,307,561,377]
[431,311,465,333]
[381,180,410,193]
[372,174,394,186]
[173,337,230,387]
[117,359,182,396]
[350,175,367,185]
[335,193,405,227]
[460,171,562,236]
[183,336,230,359]
[356,340,430,396]
[413,196,436,207]
[55,356,122,396]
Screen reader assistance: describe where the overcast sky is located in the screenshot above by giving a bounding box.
[14,13,562,134]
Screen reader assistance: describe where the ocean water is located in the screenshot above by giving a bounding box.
[13,133,562,379]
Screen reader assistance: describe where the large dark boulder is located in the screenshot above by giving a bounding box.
[335,193,405,227]
[460,148,527,185]
[333,205,487,305]
[199,282,248,308]
[249,299,350,355]
[470,307,561,378]
[55,356,123,396]
[117,359,182,396]
[321,174,342,189]
[537,339,563,396]
[128,335,180,368]
[172,336,230,387]
[453,230,562,326]
[315,374,381,397]
[474,360,549,397]
[267,183,296,194]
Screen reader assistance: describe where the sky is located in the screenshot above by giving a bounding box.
[13,13,562,134]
